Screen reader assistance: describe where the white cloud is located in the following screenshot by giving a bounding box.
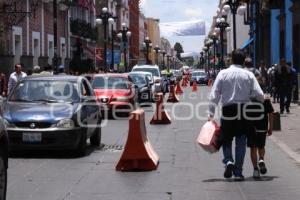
[184,8,203,18]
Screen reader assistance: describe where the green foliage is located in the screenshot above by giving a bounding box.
[174,42,184,61]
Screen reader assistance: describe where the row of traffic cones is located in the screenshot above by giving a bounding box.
[115,77,205,172]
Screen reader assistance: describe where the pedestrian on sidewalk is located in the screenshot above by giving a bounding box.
[287,62,298,103]
[8,63,27,95]
[259,61,269,93]
[208,49,264,181]
[0,72,7,97]
[274,59,293,114]
[247,96,274,179]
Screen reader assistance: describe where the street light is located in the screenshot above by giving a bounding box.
[210,32,219,75]
[143,37,152,64]
[167,55,172,71]
[161,50,167,69]
[215,16,231,69]
[117,23,131,72]
[199,51,204,69]
[153,45,161,65]
[202,46,209,72]
[222,0,246,50]
[96,7,115,72]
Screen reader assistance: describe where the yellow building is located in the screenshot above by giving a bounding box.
[146,18,160,65]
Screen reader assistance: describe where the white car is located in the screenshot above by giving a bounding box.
[131,65,162,93]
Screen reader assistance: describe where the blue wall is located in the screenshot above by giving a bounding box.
[285,0,293,63]
[271,9,280,65]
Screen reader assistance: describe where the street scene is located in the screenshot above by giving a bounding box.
[0,0,300,200]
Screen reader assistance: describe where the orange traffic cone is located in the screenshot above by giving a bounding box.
[208,79,213,87]
[175,81,183,95]
[150,93,171,124]
[192,80,197,92]
[181,79,186,87]
[167,85,179,103]
[116,109,159,171]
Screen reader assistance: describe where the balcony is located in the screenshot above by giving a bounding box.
[70,19,98,41]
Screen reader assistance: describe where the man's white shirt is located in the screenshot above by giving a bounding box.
[208,65,264,115]
[8,72,27,94]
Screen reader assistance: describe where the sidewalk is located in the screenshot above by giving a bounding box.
[270,102,300,163]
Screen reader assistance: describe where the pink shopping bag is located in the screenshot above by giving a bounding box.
[197,121,221,153]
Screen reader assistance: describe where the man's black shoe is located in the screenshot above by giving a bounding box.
[234,175,245,182]
[224,162,234,178]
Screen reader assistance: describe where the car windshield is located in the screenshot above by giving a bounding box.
[9,80,80,103]
[129,74,147,85]
[192,72,207,77]
[92,77,129,89]
[132,68,159,77]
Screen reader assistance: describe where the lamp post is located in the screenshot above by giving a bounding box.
[199,51,204,69]
[215,16,231,69]
[109,17,117,72]
[153,45,161,65]
[202,46,209,73]
[143,37,152,64]
[161,50,167,69]
[117,23,131,72]
[167,55,171,71]
[96,7,115,72]
[222,0,245,50]
[210,32,219,74]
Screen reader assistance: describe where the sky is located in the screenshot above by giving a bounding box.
[140,0,219,54]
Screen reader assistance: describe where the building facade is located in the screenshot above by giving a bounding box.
[0,0,69,75]
[128,0,140,67]
[146,18,160,65]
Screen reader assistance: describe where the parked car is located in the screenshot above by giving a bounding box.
[190,70,209,85]
[3,75,102,156]
[131,65,162,93]
[0,117,8,200]
[92,74,138,114]
[128,72,153,102]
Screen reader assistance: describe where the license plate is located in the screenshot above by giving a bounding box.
[22,133,42,143]
[141,93,149,99]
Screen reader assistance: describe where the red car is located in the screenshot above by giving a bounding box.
[92,74,138,115]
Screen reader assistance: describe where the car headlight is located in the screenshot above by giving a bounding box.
[4,119,15,128]
[56,119,75,128]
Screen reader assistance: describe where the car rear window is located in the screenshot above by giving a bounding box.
[132,68,159,77]
[92,77,129,89]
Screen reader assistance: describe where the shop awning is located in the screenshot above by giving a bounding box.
[240,38,254,49]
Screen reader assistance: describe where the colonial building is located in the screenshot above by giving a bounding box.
[128,0,140,67]
[0,0,69,75]
[146,17,160,65]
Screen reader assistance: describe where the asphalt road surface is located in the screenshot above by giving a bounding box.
[7,86,300,200]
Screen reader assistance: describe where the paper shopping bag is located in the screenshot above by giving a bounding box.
[197,121,221,153]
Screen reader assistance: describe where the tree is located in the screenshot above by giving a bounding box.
[174,42,184,61]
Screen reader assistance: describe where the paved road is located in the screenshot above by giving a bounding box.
[7,86,300,200]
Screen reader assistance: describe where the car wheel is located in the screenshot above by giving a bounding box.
[0,150,7,200]
[90,125,101,147]
[76,133,87,156]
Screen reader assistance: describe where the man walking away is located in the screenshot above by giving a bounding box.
[208,49,264,181]
[259,61,269,93]
[8,64,27,95]
[244,57,260,78]
[275,59,293,114]
[287,62,298,103]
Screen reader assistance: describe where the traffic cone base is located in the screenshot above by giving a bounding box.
[192,81,197,92]
[150,93,172,124]
[175,82,183,95]
[167,85,179,103]
[116,109,159,171]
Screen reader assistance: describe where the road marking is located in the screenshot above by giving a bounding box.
[270,136,300,163]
